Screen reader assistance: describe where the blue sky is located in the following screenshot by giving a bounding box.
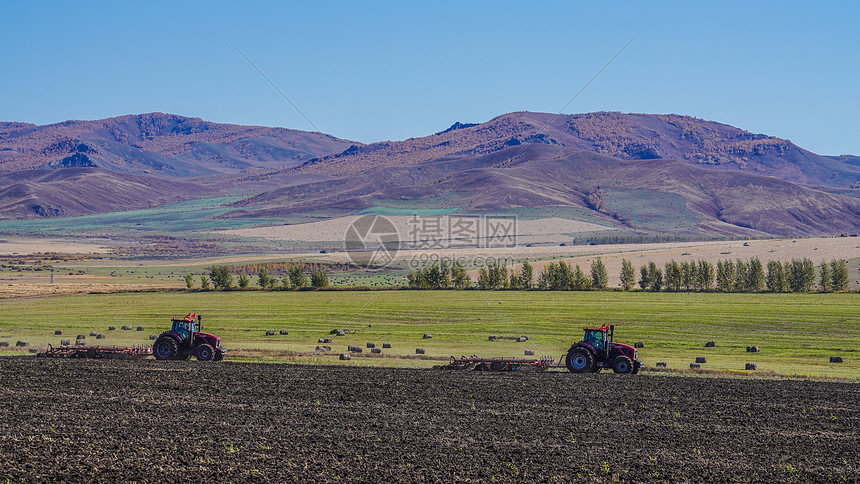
[2,1,858,155]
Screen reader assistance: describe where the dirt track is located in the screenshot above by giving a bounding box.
[0,358,857,482]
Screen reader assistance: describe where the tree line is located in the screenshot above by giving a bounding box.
[405,257,850,292]
[185,266,330,291]
[187,258,851,292]
[228,261,352,275]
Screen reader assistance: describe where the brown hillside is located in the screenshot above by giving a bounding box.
[228,145,860,237]
[0,168,207,219]
[293,111,859,191]
[0,113,355,178]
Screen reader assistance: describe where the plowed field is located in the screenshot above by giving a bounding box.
[0,358,857,482]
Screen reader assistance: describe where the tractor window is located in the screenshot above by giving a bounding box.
[171,320,191,340]
[584,330,605,350]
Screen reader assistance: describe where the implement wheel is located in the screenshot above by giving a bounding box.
[195,344,215,362]
[153,337,178,360]
[612,355,633,374]
[566,348,594,373]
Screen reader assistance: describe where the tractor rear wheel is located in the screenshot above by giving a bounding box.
[566,348,594,373]
[153,337,178,360]
[195,344,215,362]
[612,355,633,374]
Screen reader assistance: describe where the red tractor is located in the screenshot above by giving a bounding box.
[153,313,225,361]
[565,324,641,374]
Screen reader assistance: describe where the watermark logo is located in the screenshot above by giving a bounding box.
[344,215,400,268]
[345,214,517,269]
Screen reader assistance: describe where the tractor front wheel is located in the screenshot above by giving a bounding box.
[612,355,633,374]
[213,349,224,362]
[566,348,594,373]
[195,344,215,362]
[153,337,178,360]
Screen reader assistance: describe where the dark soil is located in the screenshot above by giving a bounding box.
[0,358,857,482]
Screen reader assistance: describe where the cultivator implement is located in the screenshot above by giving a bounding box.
[38,343,152,359]
[443,355,556,372]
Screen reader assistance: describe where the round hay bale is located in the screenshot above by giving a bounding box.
[655,361,667,368]
[318,338,324,343]
[689,363,701,369]
[316,346,332,352]
[489,335,497,341]
[136,326,144,331]
[28,348,38,354]
[75,340,86,346]
[15,341,28,347]
[348,345,362,353]
[149,334,157,340]
[705,341,715,347]
[524,349,535,356]
[279,330,288,335]
[265,330,275,336]
[89,331,98,336]
[337,331,346,337]
[415,348,425,354]
[516,336,528,342]
[76,334,86,340]
[634,342,644,348]
[339,353,351,361]
[108,326,116,331]
[366,342,375,348]
[745,363,757,370]
[746,346,759,353]
[382,343,391,349]
[54,330,63,335]
[121,325,132,331]
[423,334,432,339]
[0,341,8,347]
[60,339,70,346]
[96,334,105,340]
[371,347,381,354]
[330,329,339,335]
[695,356,707,364]
[830,356,843,363]
[323,338,333,344]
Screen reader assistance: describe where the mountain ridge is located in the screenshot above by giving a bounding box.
[0,111,857,237]
[0,112,356,177]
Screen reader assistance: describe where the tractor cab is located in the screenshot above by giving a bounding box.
[169,313,203,345]
[582,327,608,351]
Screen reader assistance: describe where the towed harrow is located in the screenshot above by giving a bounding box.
[443,355,557,372]
[38,343,152,359]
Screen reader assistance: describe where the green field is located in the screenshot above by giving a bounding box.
[0,290,857,378]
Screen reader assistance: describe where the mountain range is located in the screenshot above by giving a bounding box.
[0,111,857,237]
